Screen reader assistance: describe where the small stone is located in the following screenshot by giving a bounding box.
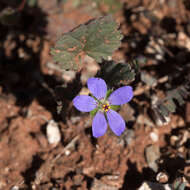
[156,172,169,183]
[65,150,71,156]
[150,132,158,142]
[91,179,119,190]
[118,129,134,146]
[62,70,76,82]
[138,182,151,190]
[155,54,163,60]
[11,186,19,190]
[178,32,190,50]
[145,144,160,172]
[179,131,189,146]
[138,182,172,190]
[46,120,61,146]
[178,146,185,154]
[170,135,179,146]
[137,115,154,127]
[70,116,81,124]
[124,129,135,145]
[0,180,7,189]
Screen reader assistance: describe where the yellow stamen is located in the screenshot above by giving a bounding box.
[102,103,110,112]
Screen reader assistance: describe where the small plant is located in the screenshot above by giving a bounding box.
[73,77,133,137]
[51,15,123,70]
[173,178,186,190]
[97,60,138,86]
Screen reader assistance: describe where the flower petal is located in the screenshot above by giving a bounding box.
[108,86,133,105]
[73,95,97,112]
[106,109,125,136]
[87,77,107,99]
[92,112,107,138]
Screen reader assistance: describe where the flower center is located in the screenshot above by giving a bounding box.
[102,103,110,112]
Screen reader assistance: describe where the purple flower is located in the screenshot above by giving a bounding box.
[73,77,133,138]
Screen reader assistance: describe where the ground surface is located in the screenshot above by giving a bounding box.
[0,0,190,189]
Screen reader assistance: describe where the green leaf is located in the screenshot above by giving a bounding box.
[164,99,176,113]
[110,105,120,111]
[178,183,186,190]
[168,89,185,106]
[154,85,189,119]
[51,15,123,70]
[174,181,181,189]
[173,179,186,190]
[178,86,189,99]
[141,71,157,86]
[90,108,99,117]
[157,104,169,116]
[27,0,37,7]
[105,89,113,99]
[98,60,138,86]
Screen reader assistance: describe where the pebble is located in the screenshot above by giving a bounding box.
[156,172,169,183]
[170,135,179,146]
[11,186,19,190]
[46,120,61,146]
[137,115,154,127]
[138,182,172,190]
[65,150,71,156]
[150,132,158,142]
[91,179,119,190]
[62,70,76,82]
[145,144,160,172]
[70,116,81,124]
[118,129,135,146]
[178,32,190,50]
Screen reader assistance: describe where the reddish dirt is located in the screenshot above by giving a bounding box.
[0,0,190,189]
